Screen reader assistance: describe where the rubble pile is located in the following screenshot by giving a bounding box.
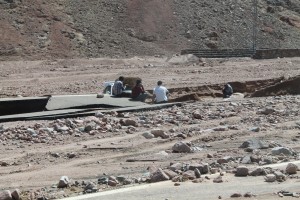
[0,95,300,199]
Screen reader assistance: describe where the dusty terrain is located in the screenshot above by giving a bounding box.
[1,0,300,60]
[0,56,300,199]
[1,0,300,199]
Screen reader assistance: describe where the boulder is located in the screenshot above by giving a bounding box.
[151,129,169,139]
[169,163,182,171]
[124,119,138,127]
[163,169,178,179]
[265,174,276,182]
[0,190,12,200]
[236,166,249,177]
[271,147,294,156]
[150,168,170,182]
[172,141,192,153]
[286,163,298,175]
[213,176,223,183]
[142,132,155,139]
[182,170,196,180]
[58,176,70,188]
[240,138,269,150]
[11,189,20,200]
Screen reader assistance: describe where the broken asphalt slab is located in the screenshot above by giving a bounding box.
[0,95,182,122]
[46,94,147,110]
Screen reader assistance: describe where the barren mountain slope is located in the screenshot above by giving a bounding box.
[1,0,300,60]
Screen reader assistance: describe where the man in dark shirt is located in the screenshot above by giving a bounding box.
[222,83,233,98]
[131,79,149,102]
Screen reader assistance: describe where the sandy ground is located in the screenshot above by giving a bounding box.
[0,56,300,199]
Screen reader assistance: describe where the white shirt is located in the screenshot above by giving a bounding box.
[153,85,169,102]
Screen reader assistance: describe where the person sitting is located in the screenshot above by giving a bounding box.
[222,83,233,98]
[112,76,126,97]
[153,80,169,104]
[131,79,149,102]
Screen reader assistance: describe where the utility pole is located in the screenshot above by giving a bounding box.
[252,0,258,51]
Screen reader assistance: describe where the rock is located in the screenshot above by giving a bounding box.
[108,180,118,186]
[207,153,213,158]
[182,170,196,180]
[192,111,203,119]
[96,93,104,98]
[58,176,70,188]
[271,147,294,156]
[116,175,126,183]
[210,168,219,174]
[67,152,76,159]
[57,126,69,132]
[194,168,201,178]
[188,163,209,174]
[249,168,265,176]
[84,182,97,191]
[174,182,180,186]
[236,166,249,177]
[249,127,260,132]
[192,178,204,183]
[286,163,298,174]
[0,190,12,200]
[150,168,170,182]
[293,193,300,198]
[151,129,169,139]
[250,155,261,163]
[109,176,118,183]
[240,138,269,150]
[231,193,242,198]
[172,176,181,182]
[202,163,210,174]
[11,189,20,200]
[244,192,254,197]
[142,132,155,139]
[259,107,275,115]
[169,163,182,171]
[217,156,234,164]
[241,156,251,164]
[27,128,36,135]
[163,169,178,179]
[147,165,158,174]
[95,111,105,118]
[213,176,223,183]
[273,171,286,181]
[213,126,228,131]
[123,178,133,185]
[84,125,93,132]
[0,161,9,166]
[264,174,276,182]
[172,141,192,153]
[98,177,108,184]
[124,119,138,127]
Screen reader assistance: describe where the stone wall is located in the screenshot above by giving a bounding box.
[254,49,300,59]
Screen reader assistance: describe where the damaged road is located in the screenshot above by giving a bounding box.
[0,57,300,200]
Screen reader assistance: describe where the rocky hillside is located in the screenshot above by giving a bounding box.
[1,0,300,60]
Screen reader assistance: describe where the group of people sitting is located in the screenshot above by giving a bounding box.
[112,76,234,104]
[112,76,169,103]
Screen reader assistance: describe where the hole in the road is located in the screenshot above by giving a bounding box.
[168,75,300,102]
[1,75,299,116]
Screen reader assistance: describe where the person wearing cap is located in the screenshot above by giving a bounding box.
[131,79,149,102]
[112,76,126,97]
[153,81,169,103]
[222,83,233,98]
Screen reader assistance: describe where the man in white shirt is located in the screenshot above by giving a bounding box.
[153,81,169,103]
